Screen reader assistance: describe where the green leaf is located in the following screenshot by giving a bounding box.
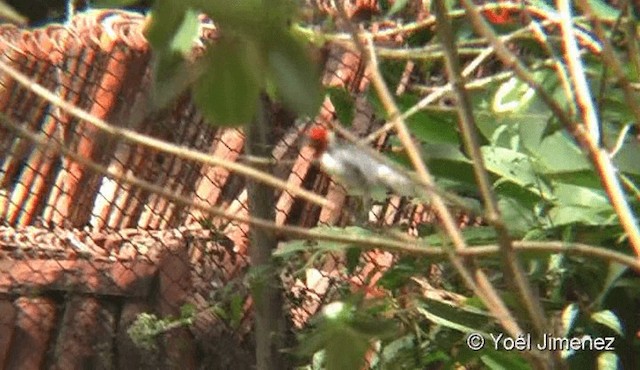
[324,329,370,370]
[482,146,553,198]
[170,8,200,56]
[406,108,460,144]
[553,183,610,208]
[366,88,387,118]
[198,0,291,37]
[593,264,629,307]
[345,247,361,274]
[299,302,395,370]
[273,239,319,257]
[586,0,621,22]
[397,94,459,145]
[380,334,416,363]
[180,303,196,319]
[548,205,617,226]
[548,183,617,226]
[591,310,624,336]
[480,350,532,370]
[424,142,470,162]
[193,40,261,125]
[275,226,373,258]
[613,139,640,176]
[536,132,591,174]
[415,299,492,336]
[561,303,579,337]
[328,87,355,126]
[421,226,497,246]
[597,352,620,370]
[497,196,537,235]
[268,33,322,116]
[145,0,189,51]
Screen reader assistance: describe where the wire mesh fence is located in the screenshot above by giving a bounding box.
[0,7,435,369]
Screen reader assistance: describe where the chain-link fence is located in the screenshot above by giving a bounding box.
[0,7,437,369]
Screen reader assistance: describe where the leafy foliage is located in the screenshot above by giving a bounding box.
[116,0,640,368]
[145,0,322,125]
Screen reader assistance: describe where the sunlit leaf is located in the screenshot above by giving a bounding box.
[561,303,579,337]
[170,8,200,56]
[536,132,591,174]
[613,139,640,176]
[597,352,620,370]
[548,205,616,226]
[553,183,610,208]
[482,146,553,198]
[586,0,621,22]
[591,310,624,336]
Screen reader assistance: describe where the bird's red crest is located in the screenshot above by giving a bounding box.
[307,126,329,143]
[306,126,329,157]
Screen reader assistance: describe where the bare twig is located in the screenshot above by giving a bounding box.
[0,58,332,211]
[456,0,640,257]
[4,112,639,274]
[576,0,640,129]
[433,0,548,345]
[558,0,600,142]
[331,3,535,356]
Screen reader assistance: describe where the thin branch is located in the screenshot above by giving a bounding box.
[296,3,603,54]
[331,3,533,354]
[527,18,576,116]
[576,0,640,130]
[456,0,640,257]
[4,111,639,274]
[0,113,411,253]
[558,0,600,142]
[0,58,332,211]
[433,0,548,345]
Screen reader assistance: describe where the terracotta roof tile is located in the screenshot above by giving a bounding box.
[0,6,441,368]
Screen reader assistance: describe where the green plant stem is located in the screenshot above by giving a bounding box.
[246,95,287,370]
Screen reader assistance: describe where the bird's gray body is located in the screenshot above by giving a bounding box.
[319,140,415,198]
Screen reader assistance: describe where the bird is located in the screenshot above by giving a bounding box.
[305,125,416,206]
